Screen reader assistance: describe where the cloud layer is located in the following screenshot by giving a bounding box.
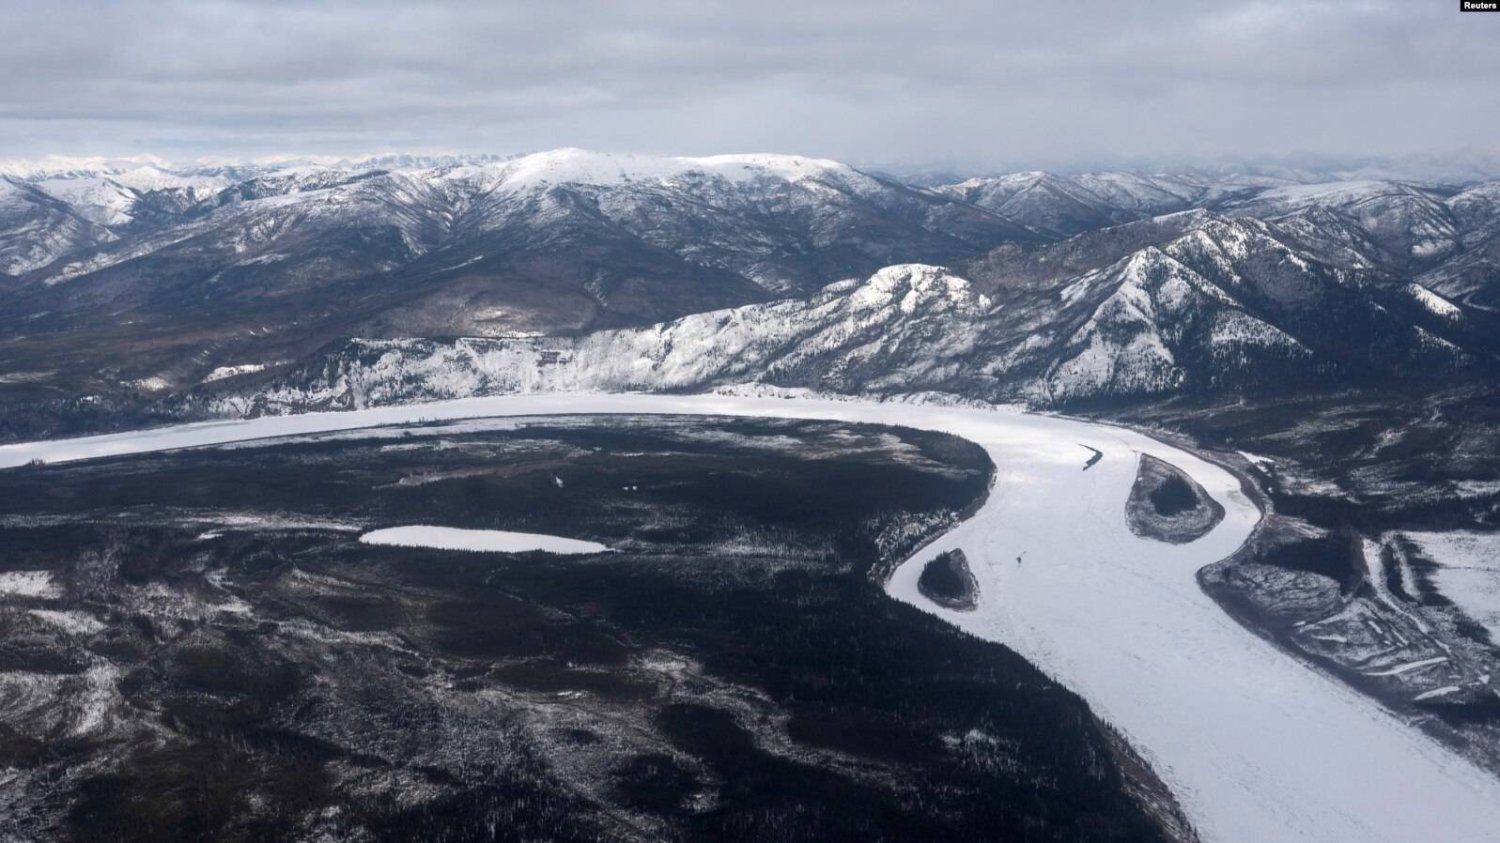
[3,1,1496,168]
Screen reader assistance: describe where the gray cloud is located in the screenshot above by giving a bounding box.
[1,0,1496,169]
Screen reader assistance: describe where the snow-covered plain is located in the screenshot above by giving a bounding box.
[359,525,610,555]
[1402,531,1500,644]
[4,392,1500,842]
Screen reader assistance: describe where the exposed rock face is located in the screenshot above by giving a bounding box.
[1125,454,1225,544]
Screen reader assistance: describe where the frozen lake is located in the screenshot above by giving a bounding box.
[359,525,611,555]
[5,391,1500,842]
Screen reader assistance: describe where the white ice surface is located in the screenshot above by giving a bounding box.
[359,525,609,555]
[4,392,1500,842]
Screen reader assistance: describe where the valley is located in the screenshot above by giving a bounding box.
[6,394,1500,841]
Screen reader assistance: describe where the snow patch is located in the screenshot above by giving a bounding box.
[1366,656,1448,677]
[204,363,268,383]
[1408,284,1462,321]
[28,609,104,635]
[130,376,172,392]
[0,570,60,598]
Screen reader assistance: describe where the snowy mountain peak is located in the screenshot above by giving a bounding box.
[1247,179,1423,206]
[846,264,991,313]
[0,154,175,180]
[450,148,862,194]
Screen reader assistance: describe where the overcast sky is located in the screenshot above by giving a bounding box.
[2,0,1496,170]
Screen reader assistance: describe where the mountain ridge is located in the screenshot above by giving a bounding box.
[0,149,1497,439]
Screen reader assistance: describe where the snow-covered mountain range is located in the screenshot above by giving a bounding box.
[0,149,1497,434]
[216,211,1488,415]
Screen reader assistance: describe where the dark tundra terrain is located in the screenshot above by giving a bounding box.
[0,415,1186,842]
